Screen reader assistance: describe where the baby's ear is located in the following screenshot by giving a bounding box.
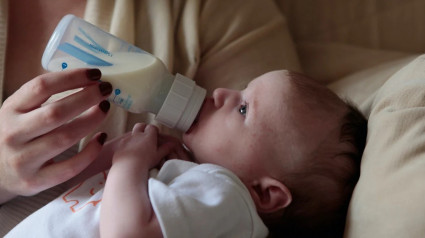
[248,177,292,214]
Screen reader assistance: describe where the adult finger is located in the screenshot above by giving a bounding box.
[36,132,108,192]
[18,82,111,140]
[11,68,102,112]
[23,101,110,163]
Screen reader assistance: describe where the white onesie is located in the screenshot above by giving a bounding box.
[6,160,268,238]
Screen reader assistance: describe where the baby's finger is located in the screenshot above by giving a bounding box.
[157,142,178,161]
[145,124,159,135]
[172,144,192,162]
[132,123,147,134]
[158,134,181,144]
[12,68,102,112]
[36,132,107,191]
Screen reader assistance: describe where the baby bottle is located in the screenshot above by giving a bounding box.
[42,14,206,132]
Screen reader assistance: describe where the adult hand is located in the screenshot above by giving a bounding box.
[0,68,112,204]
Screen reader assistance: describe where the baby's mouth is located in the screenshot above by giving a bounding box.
[185,117,198,134]
[185,115,198,134]
[185,99,206,134]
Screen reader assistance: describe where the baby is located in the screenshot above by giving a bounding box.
[102,70,367,237]
[6,70,367,238]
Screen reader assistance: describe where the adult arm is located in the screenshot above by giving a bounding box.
[0,68,111,204]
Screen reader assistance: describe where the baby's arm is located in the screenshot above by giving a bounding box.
[100,124,175,238]
[67,131,192,188]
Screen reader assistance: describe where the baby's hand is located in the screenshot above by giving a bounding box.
[158,134,193,164]
[112,123,175,170]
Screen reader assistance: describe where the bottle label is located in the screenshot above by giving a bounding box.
[108,88,133,110]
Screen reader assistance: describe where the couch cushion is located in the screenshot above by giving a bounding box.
[333,55,425,238]
[275,0,425,53]
[329,55,418,113]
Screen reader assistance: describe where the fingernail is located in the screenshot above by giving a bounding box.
[97,133,107,145]
[99,100,110,113]
[99,82,112,96]
[86,68,101,81]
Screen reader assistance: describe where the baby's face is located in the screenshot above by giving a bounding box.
[182,70,344,182]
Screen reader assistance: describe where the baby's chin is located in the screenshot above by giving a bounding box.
[184,117,199,135]
[181,135,194,153]
[181,133,191,146]
[180,141,201,164]
[184,98,205,135]
[182,123,200,146]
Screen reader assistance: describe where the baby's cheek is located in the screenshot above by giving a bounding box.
[198,142,228,165]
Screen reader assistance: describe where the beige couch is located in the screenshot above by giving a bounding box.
[275,0,425,237]
[1,1,424,237]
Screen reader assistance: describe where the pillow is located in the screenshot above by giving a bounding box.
[194,0,301,93]
[335,55,425,238]
[329,55,418,114]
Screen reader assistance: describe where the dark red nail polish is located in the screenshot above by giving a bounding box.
[99,82,112,96]
[87,68,102,81]
[97,133,107,145]
[99,100,110,113]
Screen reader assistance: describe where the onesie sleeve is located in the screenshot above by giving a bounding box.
[148,160,268,238]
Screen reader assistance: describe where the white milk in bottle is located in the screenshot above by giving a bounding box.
[42,15,206,131]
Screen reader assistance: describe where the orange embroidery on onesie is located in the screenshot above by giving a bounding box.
[62,171,108,213]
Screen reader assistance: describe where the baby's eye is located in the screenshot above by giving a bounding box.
[238,103,248,116]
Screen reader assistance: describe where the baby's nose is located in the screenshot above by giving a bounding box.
[212,88,227,108]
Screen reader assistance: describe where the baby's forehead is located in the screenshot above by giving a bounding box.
[284,72,346,110]
[249,70,346,121]
[252,71,346,143]
[252,70,321,96]
[246,72,351,173]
